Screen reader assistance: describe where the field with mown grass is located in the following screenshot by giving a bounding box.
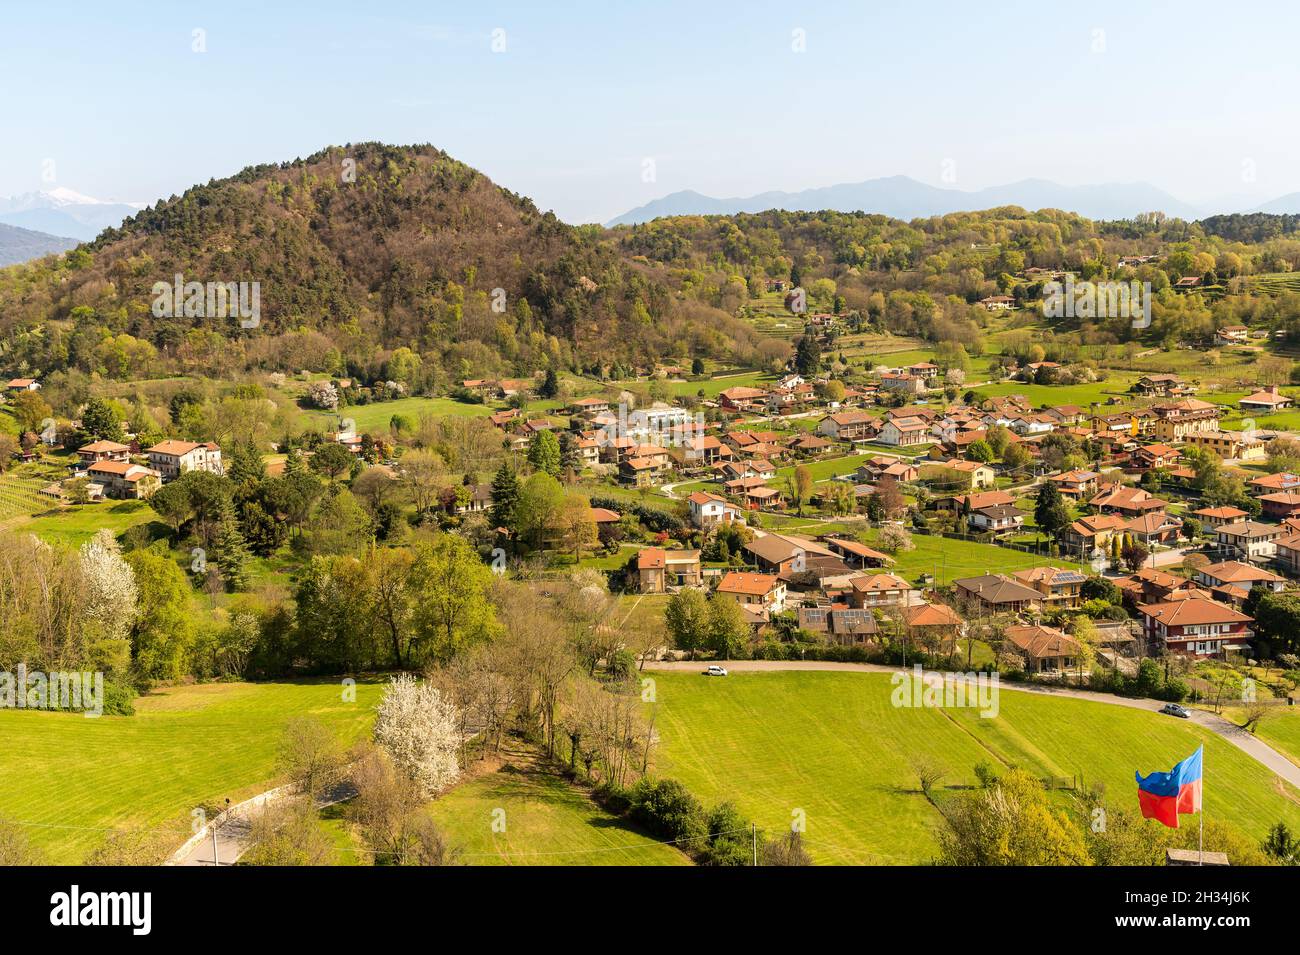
[301,395,494,432]
[649,671,1300,864]
[424,746,690,866]
[0,679,384,864]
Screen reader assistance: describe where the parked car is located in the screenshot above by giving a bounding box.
[1159,703,1191,719]
[704,665,728,677]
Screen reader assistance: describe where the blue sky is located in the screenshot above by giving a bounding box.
[3,0,1298,223]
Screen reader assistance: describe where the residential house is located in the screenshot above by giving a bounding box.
[715,572,786,615]
[455,483,494,515]
[1215,520,1283,561]
[147,440,223,481]
[1138,593,1254,658]
[953,574,1044,613]
[1012,567,1086,610]
[1061,513,1127,557]
[796,605,879,645]
[1194,561,1286,594]
[743,533,840,577]
[1131,443,1181,471]
[903,602,965,651]
[76,440,131,469]
[1273,533,1300,575]
[86,460,161,499]
[1181,429,1264,462]
[1215,324,1248,344]
[1249,472,1300,496]
[1132,375,1190,398]
[1089,485,1168,517]
[5,378,39,392]
[1124,510,1183,548]
[1191,505,1249,528]
[879,372,927,396]
[1049,469,1100,500]
[921,458,996,490]
[1259,491,1300,521]
[877,416,930,447]
[969,504,1024,535]
[978,295,1016,311]
[619,456,666,487]
[1238,385,1292,412]
[632,548,702,594]
[817,410,879,443]
[718,386,769,412]
[847,572,915,609]
[686,491,744,529]
[1004,625,1081,674]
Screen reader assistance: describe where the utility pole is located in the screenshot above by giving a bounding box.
[752,823,758,867]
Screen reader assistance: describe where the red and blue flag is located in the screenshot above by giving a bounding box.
[1135,746,1202,828]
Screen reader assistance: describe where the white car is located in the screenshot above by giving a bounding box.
[704,665,728,677]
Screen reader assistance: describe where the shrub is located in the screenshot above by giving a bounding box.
[627,778,706,848]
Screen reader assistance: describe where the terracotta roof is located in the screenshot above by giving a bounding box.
[905,603,963,628]
[717,572,781,597]
[849,572,912,593]
[1005,624,1080,659]
[1138,595,1253,627]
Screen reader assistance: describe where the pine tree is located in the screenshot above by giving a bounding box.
[212,499,252,591]
[489,463,520,531]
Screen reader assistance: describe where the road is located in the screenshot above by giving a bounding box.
[171,780,356,866]
[642,660,1300,790]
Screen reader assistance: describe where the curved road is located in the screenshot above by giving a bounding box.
[643,660,1300,791]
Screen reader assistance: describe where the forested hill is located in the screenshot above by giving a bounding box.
[0,143,758,387]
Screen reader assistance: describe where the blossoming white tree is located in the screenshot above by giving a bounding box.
[373,674,462,797]
[79,529,138,658]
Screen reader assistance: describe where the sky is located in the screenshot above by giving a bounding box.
[3,0,1298,224]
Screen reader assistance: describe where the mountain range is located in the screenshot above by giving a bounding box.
[606,176,1300,226]
[0,187,143,242]
[0,222,79,266]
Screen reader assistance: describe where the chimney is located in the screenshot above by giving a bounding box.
[1270,384,1280,395]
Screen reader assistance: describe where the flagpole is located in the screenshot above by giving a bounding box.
[1199,746,1204,866]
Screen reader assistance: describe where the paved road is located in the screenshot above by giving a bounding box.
[172,780,356,866]
[643,660,1300,790]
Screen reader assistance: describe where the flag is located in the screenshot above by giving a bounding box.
[1135,746,1203,828]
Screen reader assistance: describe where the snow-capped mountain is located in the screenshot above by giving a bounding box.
[0,188,145,242]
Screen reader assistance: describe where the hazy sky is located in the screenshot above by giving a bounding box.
[3,0,1297,223]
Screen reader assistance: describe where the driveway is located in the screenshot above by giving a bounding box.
[642,660,1300,790]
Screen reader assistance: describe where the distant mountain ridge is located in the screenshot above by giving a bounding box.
[0,222,78,266]
[607,175,1300,226]
[0,188,143,242]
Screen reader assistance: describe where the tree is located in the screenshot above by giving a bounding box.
[125,547,195,685]
[79,397,123,443]
[706,596,750,659]
[372,674,462,797]
[242,798,333,866]
[488,463,520,531]
[793,333,822,377]
[1261,821,1299,865]
[761,830,812,866]
[526,429,561,478]
[966,440,994,463]
[398,448,445,517]
[410,533,498,665]
[558,492,597,561]
[793,465,813,516]
[10,390,51,434]
[936,769,1091,866]
[0,819,44,865]
[876,476,905,519]
[277,717,345,799]
[665,588,709,660]
[310,442,354,482]
[79,530,137,674]
[539,367,559,399]
[211,498,252,591]
[515,471,565,550]
[1121,538,1150,573]
[1034,481,1071,542]
[877,524,914,554]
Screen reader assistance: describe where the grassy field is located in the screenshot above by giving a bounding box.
[649,671,1300,864]
[969,377,1138,409]
[425,747,690,866]
[1252,710,1300,768]
[863,528,1082,585]
[0,679,384,864]
[302,395,494,432]
[11,499,166,548]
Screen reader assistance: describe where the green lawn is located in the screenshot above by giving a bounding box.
[13,499,165,548]
[1251,710,1300,768]
[302,395,494,432]
[969,376,1137,409]
[0,679,384,863]
[864,528,1082,586]
[426,748,690,866]
[649,671,1300,865]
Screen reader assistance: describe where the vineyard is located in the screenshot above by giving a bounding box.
[1247,271,1300,294]
[0,461,63,521]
